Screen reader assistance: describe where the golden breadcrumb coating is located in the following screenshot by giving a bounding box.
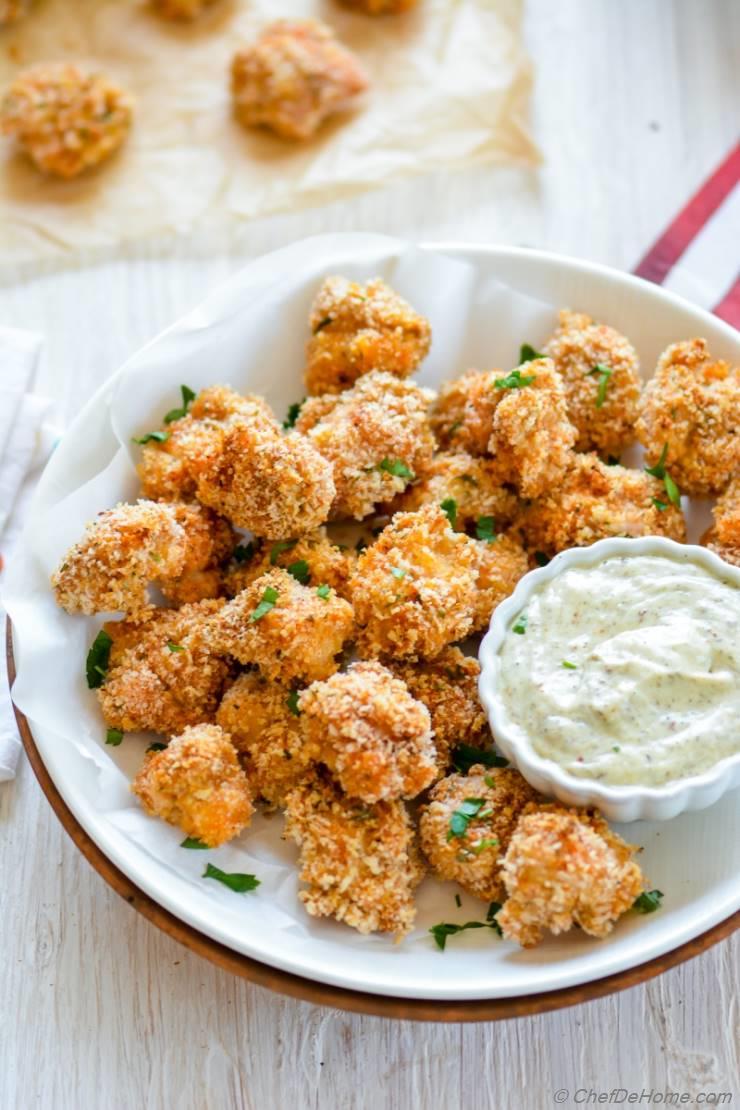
[305,276,431,395]
[702,476,740,567]
[0,0,30,25]
[208,568,354,683]
[231,19,368,141]
[517,453,686,556]
[470,533,529,633]
[99,600,232,734]
[151,0,219,19]
[283,773,424,937]
[544,309,642,454]
[384,647,489,774]
[388,450,519,531]
[298,661,436,803]
[350,505,479,659]
[488,359,577,499]
[159,504,235,606]
[223,528,354,600]
[340,0,418,11]
[132,724,254,847]
[636,338,740,496]
[1,64,133,178]
[497,806,644,947]
[297,370,435,520]
[419,767,541,902]
[429,368,502,456]
[52,500,230,619]
[216,673,313,807]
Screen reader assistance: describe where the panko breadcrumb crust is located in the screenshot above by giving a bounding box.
[223,528,354,600]
[132,724,254,847]
[0,0,30,25]
[497,806,645,947]
[151,0,219,19]
[208,568,354,684]
[283,773,424,938]
[231,20,368,142]
[305,276,431,395]
[350,505,479,659]
[702,476,740,567]
[0,63,133,178]
[298,661,436,803]
[419,766,541,902]
[429,368,502,456]
[470,533,529,633]
[388,450,519,531]
[636,338,740,496]
[544,309,642,454]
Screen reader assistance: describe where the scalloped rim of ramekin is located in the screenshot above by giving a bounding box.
[478,536,740,822]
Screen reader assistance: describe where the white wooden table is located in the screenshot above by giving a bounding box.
[1,3,739,1107]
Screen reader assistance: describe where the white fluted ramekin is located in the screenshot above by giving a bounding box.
[478,536,740,823]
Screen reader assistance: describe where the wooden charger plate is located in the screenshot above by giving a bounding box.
[7,620,738,1022]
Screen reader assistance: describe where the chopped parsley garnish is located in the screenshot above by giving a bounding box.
[645,443,681,507]
[283,399,305,429]
[147,742,167,753]
[512,613,528,635]
[86,630,113,689]
[447,797,486,841]
[494,369,536,390]
[448,419,463,437]
[519,344,545,364]
[233,541,256,564]
[390,566,407,579]
[105,728,123,747]
[132,430,170,445]
[451,744,508,773]
[355,537,368,553]
[562,660,577,670]
[606,454,621,466]
[269,539,297,564]
[633,889,664,914]
[589,363,613,408]
[287,560,310,585]
[167,641,185,653]
[429,902,503,950]
[250,586,279,622]
[486,901,503,936]
[652,498,669,512]
[203,863,260,894]
[663,472,681,507]
[163,384,197,424]
[378,458,414,480]
[316,584,331,600]
[440,498,458,528]
[181,837,209,849]
[476,515,497,543]
[455,893,462,908]
[313,316,333,334]
[534,551,550,566]
[286,690,301,717]
[470,837,499,855]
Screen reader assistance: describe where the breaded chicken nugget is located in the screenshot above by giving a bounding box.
[132,724,254,847]
[151,0,219,19]
[488,359,577,499]
[544,310,642,454]
[99,600,232,734]
[216,672,314,807]
[350,505,479,659]
[0,0,31,25]
[419,766,540,902]
[470,533,529,633]
[297,370,435,520]
[208,568,354,683]
[517,453,686,556]
[384,647,489,774]
[1,64,133,178]
[702,476,740,567]
[636,338,740,496]
[497,806,644,947]
[429,369,501,456]
[159,504,235,605]
[305,276,431,395]
[387,450,519,532]
[224,528,354,600]
[298,661,436,802]
[283,773,424,937]
[231,20,368,141]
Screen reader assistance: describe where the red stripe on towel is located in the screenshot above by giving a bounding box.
[713,274,740,329]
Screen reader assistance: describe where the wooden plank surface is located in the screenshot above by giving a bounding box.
[1,2,739,1106]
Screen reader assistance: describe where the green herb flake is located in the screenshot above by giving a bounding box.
[534,551,550,566]
[287,559,310,585]
[645,443,669,479]
[390,566,407,580]
[519,344,545,364]
[633,889,664,914]
[105,728,123,747]
[378,458,414,480]
[447,797,486,841]
[163,384,197,425]
[203,863,260,894]
[589,363,613,408]
[86,630,113,689]
[181,837,209,849]
[494,369,536,390]
[454,894,462,908]
[147,742,167,753]
[476,516,497,543]
[486,901,504,937]
[316,584,331,600]
[269,539,297,565]
[652,498,669,512]
[355,537,368,553]
[132,430,170,445]
[645,444,681,507]
[440,498,458,528]
[313,316,333,334]
[167,641,185,653]
[562,660,577,670]
[286,690,301,717]
[249,586,279,622]
[471,837,499,855]
[233,541,256,564]
[663,472,681,507]
[512,613,528,635]
[429,920,487,951]
[451,744,508,774]
[606,455,621,466]
[612,745,621,753]
[283,399,305,429]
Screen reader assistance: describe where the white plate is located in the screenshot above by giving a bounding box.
[6,236,740,1002]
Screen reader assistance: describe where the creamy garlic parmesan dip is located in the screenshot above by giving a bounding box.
[498,553,740,786]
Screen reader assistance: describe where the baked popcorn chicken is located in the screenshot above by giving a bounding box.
[1,64,133,178]
[208,568,354,684]
[216,672,314,807]
[231,19,368,142]
[544,310,642,454]
[497,807,644,947]
[636,338,740,496]
[151,0,220,19]
[52,501,231,619]
[429,368,502,456]
[517,453,686,556]
[350,505,479,659]
[297,370,435,520]
[283,773,424,937]
[305,276,431,395]
[384,647,489,775]
[488,358,577,499]
[702,476,740,567]
[470,533,529,633]
[132,724,254,847]
[298,661,436,803]
[224,527,354,600]
[419,767,540,902]
[0,0,31,25]
[388,450,519,532]
[98,600,232,734]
